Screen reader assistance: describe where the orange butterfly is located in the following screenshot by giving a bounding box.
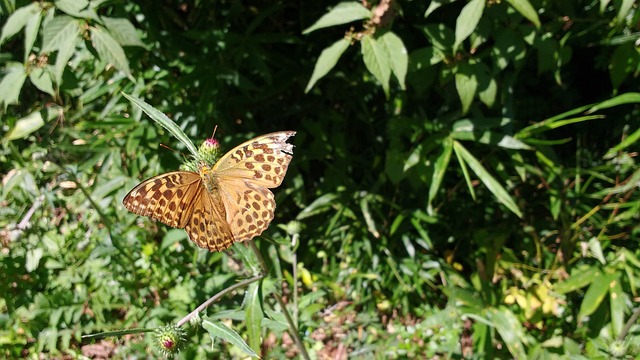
[123,131,296,252]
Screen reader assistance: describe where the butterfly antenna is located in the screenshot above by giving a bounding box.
[160,143,190,158]
[211,125,218,139]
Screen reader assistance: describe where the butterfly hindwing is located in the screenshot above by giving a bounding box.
[184,187,235,252]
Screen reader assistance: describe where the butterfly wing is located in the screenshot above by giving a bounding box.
[184,188,236,251]
[212,131,296,242]
[123,171,202,228]
[212,131,295,188]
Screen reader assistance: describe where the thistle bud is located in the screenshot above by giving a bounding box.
[153,324,187,356]
[198,137,221,163]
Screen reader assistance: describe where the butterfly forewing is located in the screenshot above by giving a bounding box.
[213,131,295,188]
[123,171,202,228]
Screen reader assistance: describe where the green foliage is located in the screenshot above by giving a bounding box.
[1,0,640,358]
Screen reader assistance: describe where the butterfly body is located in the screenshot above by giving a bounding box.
[123,131,296,252]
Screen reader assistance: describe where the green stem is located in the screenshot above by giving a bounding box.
[248,240,310,360]
[176,274,265,327]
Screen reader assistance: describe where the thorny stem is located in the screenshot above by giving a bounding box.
[248,240,310,360]
[176,274,265,327]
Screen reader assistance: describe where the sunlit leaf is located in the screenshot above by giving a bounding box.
[303,2,371,34]
[305,38,350,92]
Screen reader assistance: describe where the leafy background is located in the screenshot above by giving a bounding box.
[1,0,639,358]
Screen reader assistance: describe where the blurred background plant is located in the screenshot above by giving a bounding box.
[1,0,639,358]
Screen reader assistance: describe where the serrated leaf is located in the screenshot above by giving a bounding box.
[42,16,80,53]
[305,38,350,92]
[303,2,371,34]
[102,17,145,47]
[453,140,523,218]
[0,3,40,45]
[361,35,390,96]
[0,63,27,110]
[29,67,55,96]
[202,320,258,358]
[379,31,407,89]
[454,0,485,51]
[506,0,541,29]
[91,26,131,77]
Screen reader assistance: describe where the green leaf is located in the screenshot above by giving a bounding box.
[0,3,40,45]
[202,320,258,358]
[305,38,350,92]
[578,271,619,322]
[476,69,497,108]
[586,92,640,114]
[455,68,476,114]
[604,124,640,159]
[55,0,99,20]
[29,67,55,96]
[428,138,453,211]
[42,16,80,52]
[615,0,635,24]
[90,26,132,77]
[102,17,146,47]
[453,141,523,218]
[492,32,526,70]
[609,272,624,337]
[302,2,371,34]
[487,308,528,359]
[385,148,405,184]
[23,6,42,61]
[361,35,391,96]
[425,0,453,18]
[26,248,44,272]
[296,193,339,220]
[453,142,475,200]
[506,0,541,29]
[122,93,199,157]
[4,111,44,140]
[0,62,27,110]
[454,0,485,51]
[422,24,455,53]
[379,31,408,89]
[54,29,79,84]
[608,44,638,89]
[245,281,263,353]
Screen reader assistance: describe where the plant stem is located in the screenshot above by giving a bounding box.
[248,240,310,360]
[176,274,265,327]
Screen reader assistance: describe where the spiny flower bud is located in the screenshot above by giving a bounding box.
[189,313,202,327]
[153,324,187,356]
[198,137,221,164]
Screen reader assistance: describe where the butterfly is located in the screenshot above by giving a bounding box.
[123,131,296,252]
